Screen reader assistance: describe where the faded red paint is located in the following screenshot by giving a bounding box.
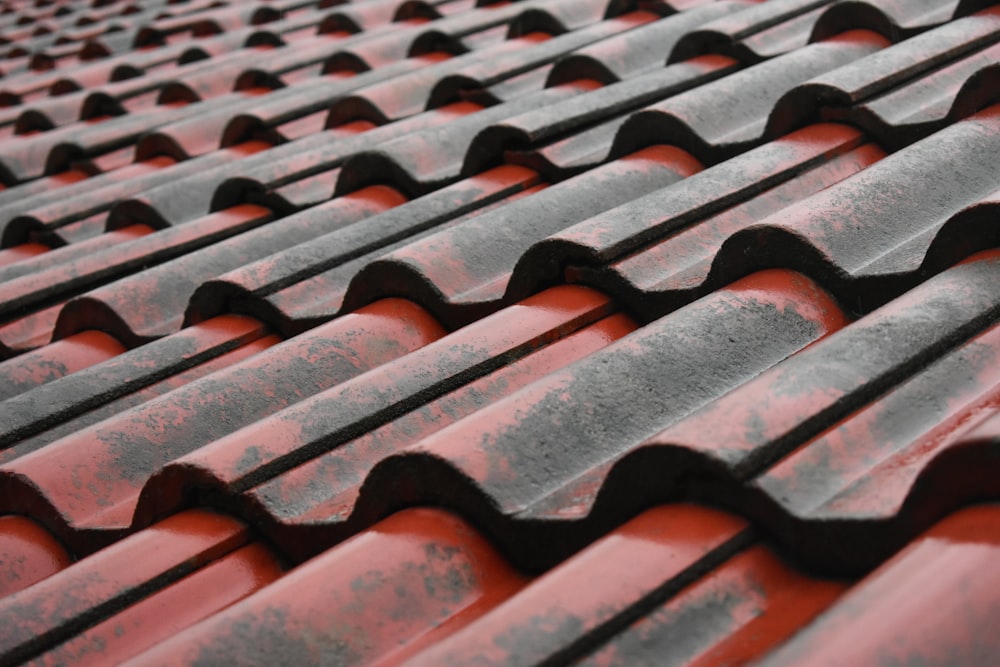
[0,330,124,396]
[759,315,1000,521]
[756,505,1000,666]
[0,205,275,329]
[534,122,868,265]
[0,510,249,665]
[256,174,546,326]
[644,254,1000,482]
[0,314,271,455]
[361,269,847,529]
[0,332,282,470]
[250,311,637,543]
[593,141,885,295]
[361,143,702,320]
[405,505,748,667]
[0,242,48,267]
[0,299,445,547]
[0,515,70,597]
[579,545,846,667]
[125,509,528,667]
[29,543,283,667]
[136,285,616,525]
[0,301,68,357]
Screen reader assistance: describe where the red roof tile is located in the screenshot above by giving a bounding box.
[0,0,998,663]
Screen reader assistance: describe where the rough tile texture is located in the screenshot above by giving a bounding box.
[0,0,998,664]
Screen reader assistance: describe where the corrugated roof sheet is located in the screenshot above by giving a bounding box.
[0,0,998,664]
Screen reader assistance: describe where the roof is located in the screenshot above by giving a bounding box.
[0,0,998,664]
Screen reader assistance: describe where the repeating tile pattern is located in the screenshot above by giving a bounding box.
[0,0,997,664]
